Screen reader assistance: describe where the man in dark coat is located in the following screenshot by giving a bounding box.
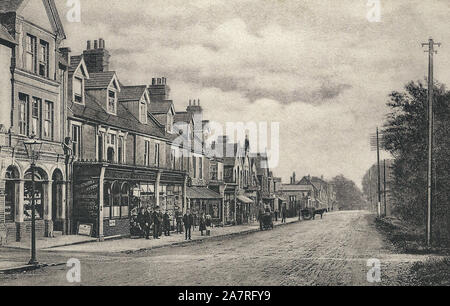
[137,208,146,238]
[175,209,183,234]
[152,206,161,239]
[163,211,171,236]
[257,205,265,230]
[144,207,152,239]
[183,209,194,240]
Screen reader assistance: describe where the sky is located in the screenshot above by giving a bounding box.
[55,0,450,187]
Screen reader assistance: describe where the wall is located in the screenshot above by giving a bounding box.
[0,45,12,129]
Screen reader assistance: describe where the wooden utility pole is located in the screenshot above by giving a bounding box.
[376,128,381,217]
[422,38,441,246]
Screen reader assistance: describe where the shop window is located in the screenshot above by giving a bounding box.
[103,182,111,219]
[121,184,130,218]
[112,183,121,218]
[24,170,45,221]
[4,166,19,223]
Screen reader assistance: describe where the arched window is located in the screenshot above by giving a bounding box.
[112,182,121,218]
[103,182,111,219]
[4,166,19,222]
[24,168,47,221]
[121,183,130,218]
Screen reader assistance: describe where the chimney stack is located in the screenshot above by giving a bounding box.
[83,38,111,73]
[148,76,171,102]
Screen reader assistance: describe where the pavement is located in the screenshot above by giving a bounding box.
[43,217,300,254]
[0,217,298,273]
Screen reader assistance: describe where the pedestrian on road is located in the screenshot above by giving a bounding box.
[281,204,287,224]
[152,206,161,239]
[199,213,207,236]
[274,208,279,222]
[258,205,265,231]
[175,209,183,234]
[183,209,194,240]
[163,211,171,236]
[137,208,146,238]
[144,207,152,239]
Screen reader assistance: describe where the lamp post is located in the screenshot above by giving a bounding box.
[24,135,43,266]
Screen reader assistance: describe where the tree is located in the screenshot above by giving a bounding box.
[382,80,450,245]
[331,175,366,211]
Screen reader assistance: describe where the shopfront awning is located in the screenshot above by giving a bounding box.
[187,187,222,200]
[237,195,254,204]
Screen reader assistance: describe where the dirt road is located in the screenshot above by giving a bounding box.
[0,211,419,286]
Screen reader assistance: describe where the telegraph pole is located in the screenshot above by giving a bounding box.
[422,38,440,246]
[376,128,381,217]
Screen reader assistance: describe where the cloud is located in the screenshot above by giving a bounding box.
[55,0,450,186]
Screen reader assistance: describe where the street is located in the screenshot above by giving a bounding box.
[0,211,423,286]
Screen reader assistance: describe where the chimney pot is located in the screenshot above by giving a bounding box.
[198,99,200,106]
[152,78,156,85]
[99,38,105,49]
[94,40,98,49]
[87,40,91,50]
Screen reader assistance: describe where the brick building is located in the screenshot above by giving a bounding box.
[67,41,187,239]
[0,0,69,244]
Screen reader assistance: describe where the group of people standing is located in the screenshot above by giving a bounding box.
[136,207,211,241]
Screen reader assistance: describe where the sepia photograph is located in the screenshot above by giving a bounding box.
[0,0,449,293]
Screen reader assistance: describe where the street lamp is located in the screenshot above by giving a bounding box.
[24,134,43,266]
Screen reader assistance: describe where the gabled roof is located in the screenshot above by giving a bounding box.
[174,112,193,124]
[69,55,89,78]
[0,0,66,39]
[119,85,147,102]
[0,25,16,46]
[85,71,119,90]
[149,101,174,115]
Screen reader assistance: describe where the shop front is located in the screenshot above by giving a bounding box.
[236,194,253,225]
[187,186,223,226]
[73,162,186,239]
[1,161,67,243]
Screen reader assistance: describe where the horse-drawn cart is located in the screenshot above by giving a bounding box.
[260,212,274,230]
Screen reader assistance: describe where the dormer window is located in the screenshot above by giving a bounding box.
[108,90,117,114]
[139,100,147,124]
[167,113,174,133]
[73,77,83,103]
